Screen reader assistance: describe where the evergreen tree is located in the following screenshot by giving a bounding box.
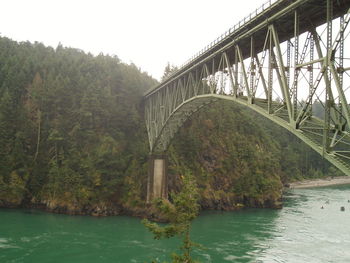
[0,36,339,216]
[143,173,200,263]
[161,62,178,82]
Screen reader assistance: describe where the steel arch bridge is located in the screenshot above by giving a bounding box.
[144,0,350,177]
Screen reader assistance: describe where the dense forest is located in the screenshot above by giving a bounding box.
[0,37,342,217]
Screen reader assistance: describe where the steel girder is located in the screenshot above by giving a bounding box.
[144,0,350,176]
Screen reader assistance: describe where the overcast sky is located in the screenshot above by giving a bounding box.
[0,0,267,80]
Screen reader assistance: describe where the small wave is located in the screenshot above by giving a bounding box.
[129,240,142,245]
[0,244,19,249]
[224,255,238,261]
[0,237,19,248]
[20,237,31,242]
[0,238,8,243]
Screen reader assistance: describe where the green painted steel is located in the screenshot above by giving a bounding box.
[144,0,350,176]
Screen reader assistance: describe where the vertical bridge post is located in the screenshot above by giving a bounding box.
[147,154,168,203]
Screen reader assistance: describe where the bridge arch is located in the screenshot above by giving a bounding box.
[147,93,350,176]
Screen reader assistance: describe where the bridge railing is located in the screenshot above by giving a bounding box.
[167,0,280,82]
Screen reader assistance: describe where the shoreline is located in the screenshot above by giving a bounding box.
[288,176,350,189]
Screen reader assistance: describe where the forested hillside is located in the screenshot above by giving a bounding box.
[168,101,342,210]
[0,37,341,216]
[0,37,156,215]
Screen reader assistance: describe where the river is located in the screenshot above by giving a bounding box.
[1,185,350,262]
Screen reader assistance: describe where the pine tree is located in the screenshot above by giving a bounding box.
[161,62,178,82]
[142,173,200,263]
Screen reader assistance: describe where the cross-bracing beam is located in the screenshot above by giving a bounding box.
[144,0,350,176]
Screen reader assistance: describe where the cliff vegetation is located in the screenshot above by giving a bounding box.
[0,37,341,216]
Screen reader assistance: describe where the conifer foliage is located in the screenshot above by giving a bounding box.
[0,36,338,215]
[0,37,156,211]
[143,173,200,263]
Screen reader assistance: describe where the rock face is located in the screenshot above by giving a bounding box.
[0,196,282,220]
[21,200,122,217]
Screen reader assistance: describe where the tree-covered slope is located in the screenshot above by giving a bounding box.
[0,37,338,216]
[0,37,155,214]
[168,103,283,209]
[167,101,341,210]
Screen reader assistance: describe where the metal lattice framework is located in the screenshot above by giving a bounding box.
[144,0,350,176]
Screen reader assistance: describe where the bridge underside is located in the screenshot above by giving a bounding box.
[144,0,350,176]
[154,94,350,176]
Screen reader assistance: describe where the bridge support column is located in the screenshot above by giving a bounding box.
[146,154,168,203]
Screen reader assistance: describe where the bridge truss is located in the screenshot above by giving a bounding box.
[144,0,350,176]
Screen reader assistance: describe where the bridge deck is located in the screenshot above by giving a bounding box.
[145,0,350,97]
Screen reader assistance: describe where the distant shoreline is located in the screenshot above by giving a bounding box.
[288,176,350,189]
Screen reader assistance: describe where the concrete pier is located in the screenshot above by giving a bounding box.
[147,154,168,203]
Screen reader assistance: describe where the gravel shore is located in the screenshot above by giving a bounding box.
[288,176,350,189]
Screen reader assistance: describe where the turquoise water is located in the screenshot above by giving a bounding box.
[1,185,350,262]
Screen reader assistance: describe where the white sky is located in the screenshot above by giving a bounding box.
[0,0,266,80]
